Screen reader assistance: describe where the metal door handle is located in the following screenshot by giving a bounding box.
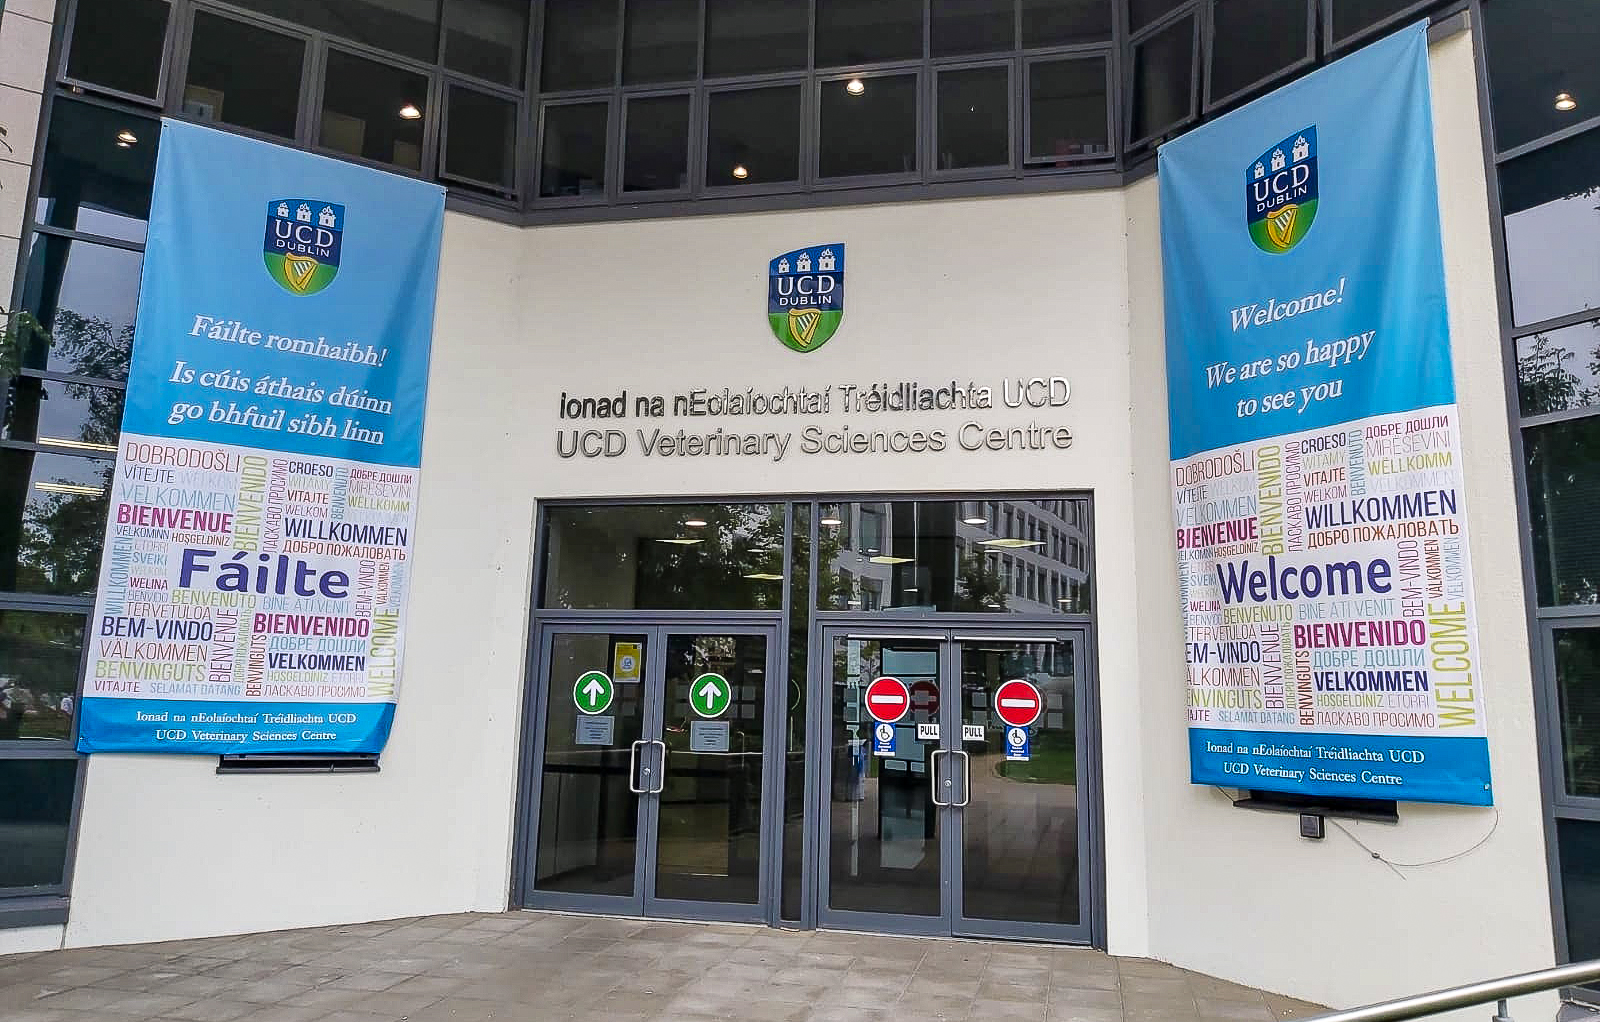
[930,749,951,807]
[627,740,648,794]
[953,750,971,807]
[648,739,668,794]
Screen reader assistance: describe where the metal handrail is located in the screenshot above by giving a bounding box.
[1307,959,1600,1022]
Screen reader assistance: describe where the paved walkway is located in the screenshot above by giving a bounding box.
[0,910,1325,1022]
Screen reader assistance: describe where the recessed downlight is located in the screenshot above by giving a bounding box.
[845,77,865,96]
[399,102,422,120]
[963,516,989,526]
[684,518,708,528]
[1555,92,1578,112]
[116,129,138,145]
[731,163,749,179]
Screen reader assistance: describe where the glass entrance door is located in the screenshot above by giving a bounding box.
[817,628,1091,941]
[526,624,776,922]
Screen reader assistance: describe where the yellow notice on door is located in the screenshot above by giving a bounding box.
[613,642,642,684]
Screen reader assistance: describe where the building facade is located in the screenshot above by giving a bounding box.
[0,0,1595,1011]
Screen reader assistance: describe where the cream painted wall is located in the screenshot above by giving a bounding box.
[1126,28,1556,1010]
[55,17,1555,1014]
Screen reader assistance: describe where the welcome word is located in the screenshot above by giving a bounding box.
[189,315,389,367]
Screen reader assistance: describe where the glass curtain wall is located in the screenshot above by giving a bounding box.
[35,0,1461,223]
[1480,0,1600,967]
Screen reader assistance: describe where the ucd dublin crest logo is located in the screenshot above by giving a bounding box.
[1246,126,1317,254]
[768,244,843,353]
[264,199,343,295]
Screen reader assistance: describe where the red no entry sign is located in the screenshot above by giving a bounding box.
[994,679,1043,728]
[910,679,940,715]
[865,676,911,723]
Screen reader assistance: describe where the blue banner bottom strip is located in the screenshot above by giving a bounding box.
[76,699,395,754]
[1190,728,1493,806]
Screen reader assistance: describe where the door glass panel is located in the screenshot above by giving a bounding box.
[959,637,1080,925]
[534,632,648,897]
[828,636,942,917]
[655,633,768,905]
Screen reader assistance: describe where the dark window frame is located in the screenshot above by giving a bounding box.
[312,40,443,179]
[1202,0,1316,113]
[534,93,616,206]
[930,58,1019,180]
[57,0,177,107]
[438,78,526,200]
[617,87,698,201]
[1124,5,1200,152]
[1022,47,1117,168]
[813,66,925,189]
[698,77,810,196]
[176,3,314,143]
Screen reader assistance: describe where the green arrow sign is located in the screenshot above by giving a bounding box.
[689,672,732,718]
[573,670,614,715]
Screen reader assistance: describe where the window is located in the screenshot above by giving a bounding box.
[1130,14,1195,144]
[1559,818,1600,960]
[1328,0,1431,47]
[540,504,785,610]
[819,499,1089,613]
[1128,0,1186,33]
[816,0,924,67]
[1028,57,1111,163]
[443,0,529,88]
[819,73,919,180]
[65,0,169,99]
[932,0,1015,57]
[540,102,610,199]
[1023,0,1114,47]
[0,610,85,742]
[622,94,692,194]
[444,86,519,194]
[706,0,807,78]
[4,375,125,453]
[1208,0,1310,104]
[15,234,142,382]
[319,50,429,172]
[541,0,619,91]
[225,0,438,62]
[1556,628,1600,797]
[183,11,306,140]
[0,759,78,889]
[623,0,699,85]
[937,66,1012,171]
[1482,0,1599,154]
[1516,322,1600,418]
[1524,416,1600,607]
[706,85,803,187]
[33,100,159,244]
[1498,129,1600,329]
[0,451,113,597]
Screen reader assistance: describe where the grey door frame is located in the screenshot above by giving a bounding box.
[518,617,784,925]
[812,623,1096,944]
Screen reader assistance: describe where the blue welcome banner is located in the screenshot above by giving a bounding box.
[1159,25,1492,805]
[77,121,444,754]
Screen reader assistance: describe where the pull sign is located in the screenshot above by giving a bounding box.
[962,724,985,742]
[916,723,940,741]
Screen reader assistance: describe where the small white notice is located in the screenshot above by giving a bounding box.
[916,723,940,741]
[962,724,985,742]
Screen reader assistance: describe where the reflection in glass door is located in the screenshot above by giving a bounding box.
[526,625,775,922]
[817,628,1090,941]
[823,636,945,927]
[957,636,1084,937]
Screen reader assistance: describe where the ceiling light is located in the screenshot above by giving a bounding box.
[821,516,843,527]
[963,516,989,526]
[848,598,862,606]
[903,587,919,593]
[845,77,865,96]
[869,555,913,565]
[731,164,749,179]
[980,538,1045,549]
[399,103,422,120]
[684,518,708,528]
[655,537,704,546]
[743,572,784,581]
[1555,92,1577,112]
[115,129,138,145]
[36,481,105,497]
